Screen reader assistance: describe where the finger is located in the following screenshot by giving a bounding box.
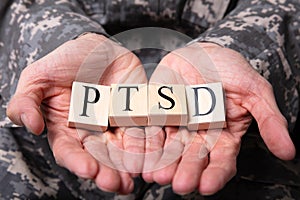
[48,129,99,179]
[118,172,134,194]
[106,128,135,194]
[83,134,122,192]
[7,94,45,134]
[198,130,239,195]
[94,164,121,193]
[243,81,295,160]
[106,128,126,171]
[142,126,165,182]
[122,127,145,175]
[6,60,52,134]
[152,127,184,185]
[83,133,114,169]
[172,132,208,195]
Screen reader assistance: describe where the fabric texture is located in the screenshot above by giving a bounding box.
[0,0,299,199]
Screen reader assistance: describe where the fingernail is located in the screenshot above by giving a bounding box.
[21,114,33,133]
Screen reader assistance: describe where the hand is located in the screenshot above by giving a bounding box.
[142,42,295,195]
[7,33,147,194]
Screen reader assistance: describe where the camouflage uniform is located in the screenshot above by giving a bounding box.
[0,0,299,199]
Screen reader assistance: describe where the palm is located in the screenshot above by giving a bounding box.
[145,42,295,195]
[7,33,147,193]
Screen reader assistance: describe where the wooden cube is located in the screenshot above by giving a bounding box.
[148,84,188,126]
[186,82,226,130]
[68,81,110,132]
[109,84,148,126]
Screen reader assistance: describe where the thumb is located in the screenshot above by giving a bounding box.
[7,63,48,135]
[243,81,295,160]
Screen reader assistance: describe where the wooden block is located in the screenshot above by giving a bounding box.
[186,82,226,130]
[68,81,110,132]
[148,84,188,126]
[109,84,148,126]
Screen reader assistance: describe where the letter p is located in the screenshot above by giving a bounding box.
[80,86,100,117]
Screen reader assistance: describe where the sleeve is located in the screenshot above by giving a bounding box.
[0,0,107,127]
[181,0,231,29]
[195,0,300,132]
[0,0,9,16]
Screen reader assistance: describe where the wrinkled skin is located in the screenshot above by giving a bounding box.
[143,42,295,195]
[7,33,147,194]
[7,34,295,195]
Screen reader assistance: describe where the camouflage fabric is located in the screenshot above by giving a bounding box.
[1,127,299,199]
[0,0,106,128]
[1,0,299,130]
[0,0,300,199]
[0,127,115,199]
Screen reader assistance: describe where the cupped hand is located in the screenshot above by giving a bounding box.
[6,33,147,194]
[143,42,295,195]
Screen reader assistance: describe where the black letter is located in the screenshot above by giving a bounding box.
[158,86,176,110]
[80,86,100,117]
[192,87,216,116]
[118,86,139,111]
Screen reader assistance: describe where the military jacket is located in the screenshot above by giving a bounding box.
[0,0,299,130]
[0,0,300,199]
